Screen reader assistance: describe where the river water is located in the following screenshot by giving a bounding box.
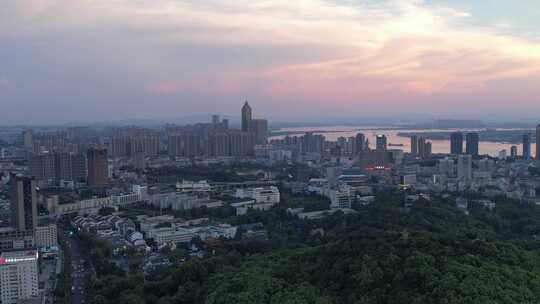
[270,126,537,157]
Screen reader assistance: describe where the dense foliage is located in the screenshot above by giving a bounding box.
[54,238,73,304]
[85,193,540,303]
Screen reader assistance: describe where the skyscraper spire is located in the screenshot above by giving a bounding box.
[241,100,252,132]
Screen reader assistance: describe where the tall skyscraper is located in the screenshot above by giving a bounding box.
[466,132,479,156]
[355,133,366,155]
[410,135,418,155]
[87,146,108,186]
[22,130,33,151]
[212,115,220,124]
[457,154,472,181]
[241,101,252,132]
[523,134,531,159]
[10,176,38,232]
[376,135,387,152]
[536,124,540,160]
[415,137,432,159]
[450,132,463,155]
[249,119,268,145]
[510,145,518,158]
[425,142,432,157]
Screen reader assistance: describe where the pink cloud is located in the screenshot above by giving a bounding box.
[145,81,180,95]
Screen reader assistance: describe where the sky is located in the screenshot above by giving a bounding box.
[1,0,540,125]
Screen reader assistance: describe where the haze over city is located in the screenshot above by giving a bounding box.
[2,0,540,124]
[4,2,540,304]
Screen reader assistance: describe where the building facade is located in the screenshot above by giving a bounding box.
[0,250,39,304]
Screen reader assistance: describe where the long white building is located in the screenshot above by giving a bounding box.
[235,186,280,204]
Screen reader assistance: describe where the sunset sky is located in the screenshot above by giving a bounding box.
[1,0,540,124]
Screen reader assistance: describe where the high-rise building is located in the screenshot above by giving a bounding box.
[301,132,325,154]
[241,101,252,132]
[29,152,86,183]
[536,124,540,160]
[457,154,472,181]
[510,145,518,158]
[523,134,531,159]
[111,132,159,158]
[0,250,39,304]
[22,130,33,151]
[410,135,418,155]
[438,157,455,177]
[28,153,55,182]
[222,119,229,130]
[87,146,108,186]
[450,132,463,155]
[416,137,432,159]
[376,135,387,152]
[355,133,366,155]
[249,119,268,145]
[212,115,220,124]
[466,132,479,156]
[425,142,432,157]
[10,176,38,232]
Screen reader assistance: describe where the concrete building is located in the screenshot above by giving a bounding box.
[410,135,418,155]
[87,146,108,186]
[511,145,518,158]
[29,152,86,184]
[537,124,540,160]
[241,101,252,132]
[466,132,479,156]
[355,133,366,155]
[34,223,58,248]
[249,119,268,145]
[376,135,387,152]
[0,250,39,304]
[457,154,472,181]
[523,134,531,159]
[234,186,280,204]
[0,229,34,251]
[22,130,33,151]
[10,176,38,232]
[450,132,463,155]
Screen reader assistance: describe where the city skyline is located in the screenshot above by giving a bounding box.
[1,1,540,124]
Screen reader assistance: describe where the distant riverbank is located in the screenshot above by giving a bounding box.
[397,129,537,144]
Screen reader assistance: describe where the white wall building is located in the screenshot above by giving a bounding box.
[34,223,58,248]
[235,186,280,204]
[458,155,472,181]
[0,250,39,304]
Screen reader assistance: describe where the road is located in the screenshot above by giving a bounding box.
[58,224,88,304]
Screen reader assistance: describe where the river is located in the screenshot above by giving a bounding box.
[270,126,537,157]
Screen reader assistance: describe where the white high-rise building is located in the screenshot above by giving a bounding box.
[457,154,472,181]
[0,250,39,304]
[438,158,455,177]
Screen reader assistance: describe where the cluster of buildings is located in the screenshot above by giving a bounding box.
[0,176,59,304]
[139,215,237,247]
[71,214,145,250]
[2,104,540,303]
[168,102,268,158]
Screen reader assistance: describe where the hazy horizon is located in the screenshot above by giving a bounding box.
[2,1,540,124]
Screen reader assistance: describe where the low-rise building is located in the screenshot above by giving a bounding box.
[34,223,58,248]
[235,186,280,204]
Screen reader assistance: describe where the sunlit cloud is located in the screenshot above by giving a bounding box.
[1,0,540,123]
